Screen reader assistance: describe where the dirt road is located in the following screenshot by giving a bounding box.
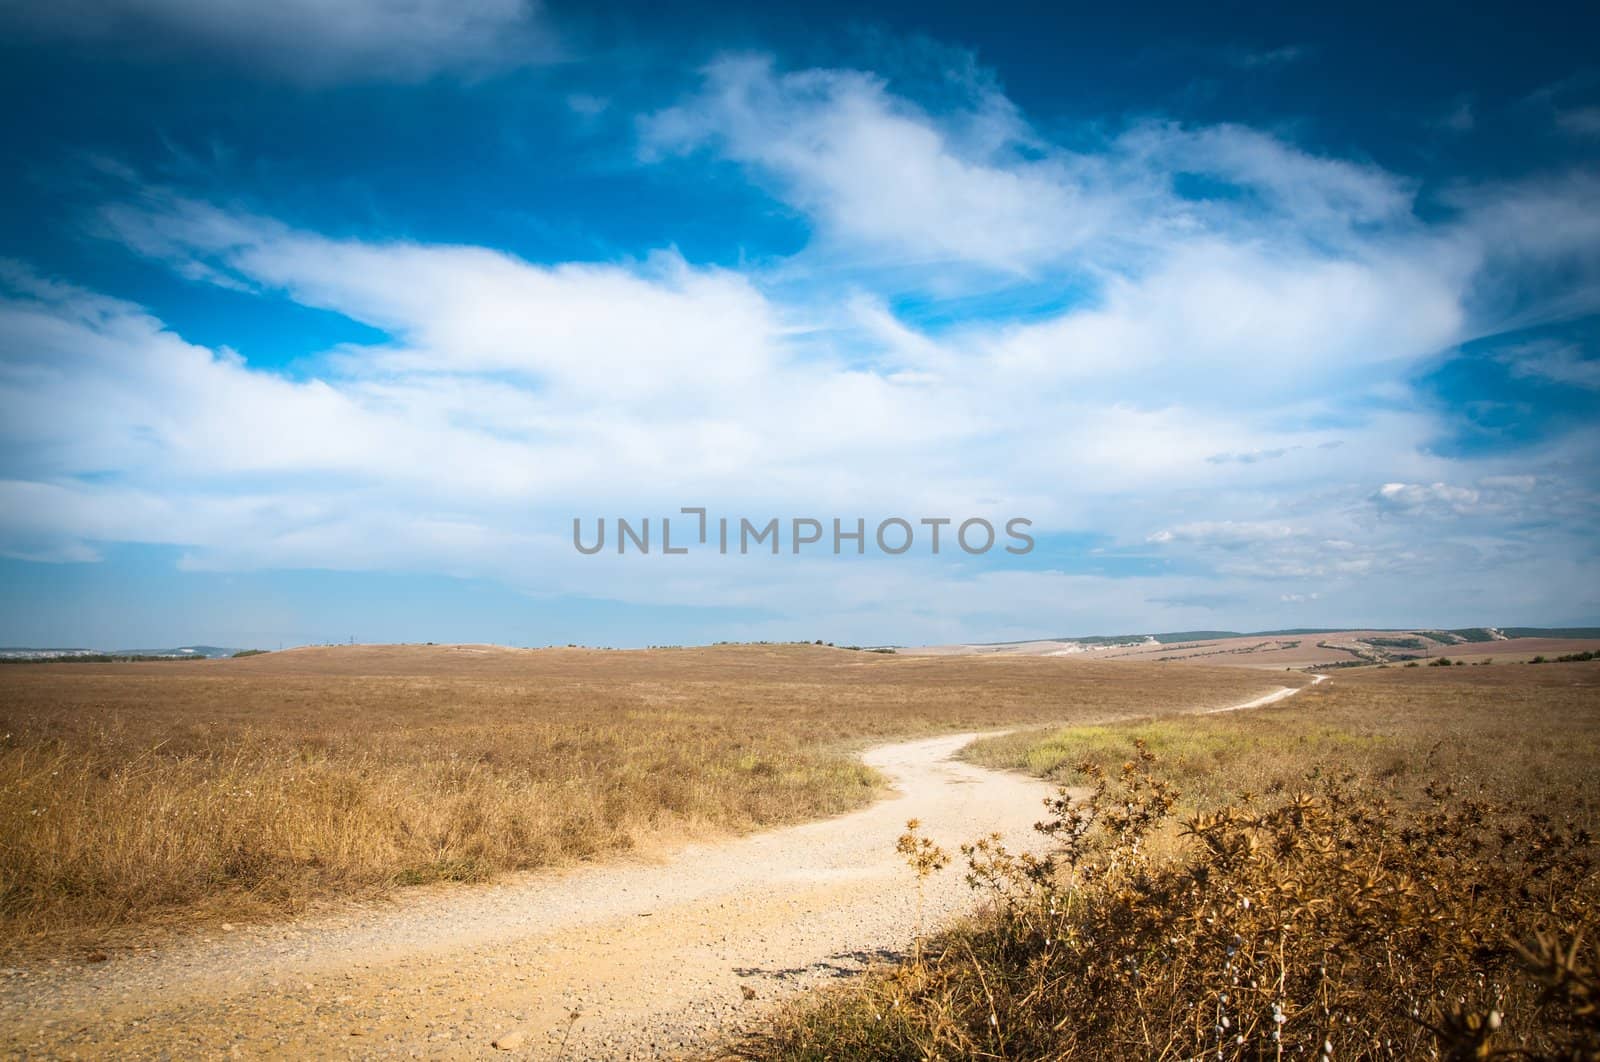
[1,681,1321,1059]
[1205,672,1329,712]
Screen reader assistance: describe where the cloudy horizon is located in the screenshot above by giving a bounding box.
[1,2,1596,648]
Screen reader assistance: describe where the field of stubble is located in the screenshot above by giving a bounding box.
[0,642,1285,955]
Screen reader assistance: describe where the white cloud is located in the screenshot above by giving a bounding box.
[973,237,1463,401]
[99,198,793,403]
[3,241,1594,634]
[0,0,556,82]
[1372,481,1482,516]
[1497,339,1600,390]
[1116,121,1415,233]
[1207,447,1293,465]
[642,55,1597,353]
[642,57,1425,284]
[641,55,1142,275]
[1443,172,1600,332]
[2,51,1598,639]
[1367,473,1593,527]
[1148,522,1306,547]
[1556,106,1600,139]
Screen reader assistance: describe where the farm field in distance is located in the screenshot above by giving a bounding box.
[907,626,1600,669]
[0,642,1289,956]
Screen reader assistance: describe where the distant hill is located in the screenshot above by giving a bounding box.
[1050,626,1597,645]
[0,645,241,662]
[910,625,1600,667]
[0,647,102,660]
[1500,627,1600,640]
[109,645,240,659]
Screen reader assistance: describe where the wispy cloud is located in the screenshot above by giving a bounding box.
[1227,44,1306,69]
[1438,99,1476,133]
[1497,339,1600,389]
[0,0,558,83]
[1556,105,1600,138]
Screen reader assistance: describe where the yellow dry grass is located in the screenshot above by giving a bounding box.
[0,643,1281,954]
[964,659,1600,820]
[751,660,1600,1061]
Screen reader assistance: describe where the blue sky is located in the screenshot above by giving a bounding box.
[0,1,1597,648]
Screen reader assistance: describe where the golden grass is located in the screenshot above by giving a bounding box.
[963,661,1600,820]
[750,661,1600,1060]
[0,643,1282,954]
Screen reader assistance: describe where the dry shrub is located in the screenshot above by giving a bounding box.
[752,741,1599,1060]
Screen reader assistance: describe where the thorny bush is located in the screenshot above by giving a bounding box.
[752,740,1599,1060]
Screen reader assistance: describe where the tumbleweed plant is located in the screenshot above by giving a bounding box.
[897,818,949,963]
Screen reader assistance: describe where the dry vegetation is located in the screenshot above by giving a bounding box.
[965,661,1600,817]
[750,662,1600,1060]
[0,643,1281,954]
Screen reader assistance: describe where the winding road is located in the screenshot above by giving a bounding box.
[1,678,1324,1059]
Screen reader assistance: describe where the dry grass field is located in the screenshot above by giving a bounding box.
[0,642,1285,955]
[755,661,1600,1060]
[964,659,1600,817]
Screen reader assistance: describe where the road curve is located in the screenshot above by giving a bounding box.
[1,678,1325,1059]
[1205,671,1329,712]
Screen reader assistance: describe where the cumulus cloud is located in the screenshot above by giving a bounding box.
[971,237,1463,403]
[643,55,1599,354]
[1365,474,1593,527]
[641,55,1136,275]
[101,197,789,401]
[642,56,1426,283]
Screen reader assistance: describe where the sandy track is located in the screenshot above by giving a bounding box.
[1,681,1321,1059]
[2,733,1050,1060]
[1205,672,1328,712]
